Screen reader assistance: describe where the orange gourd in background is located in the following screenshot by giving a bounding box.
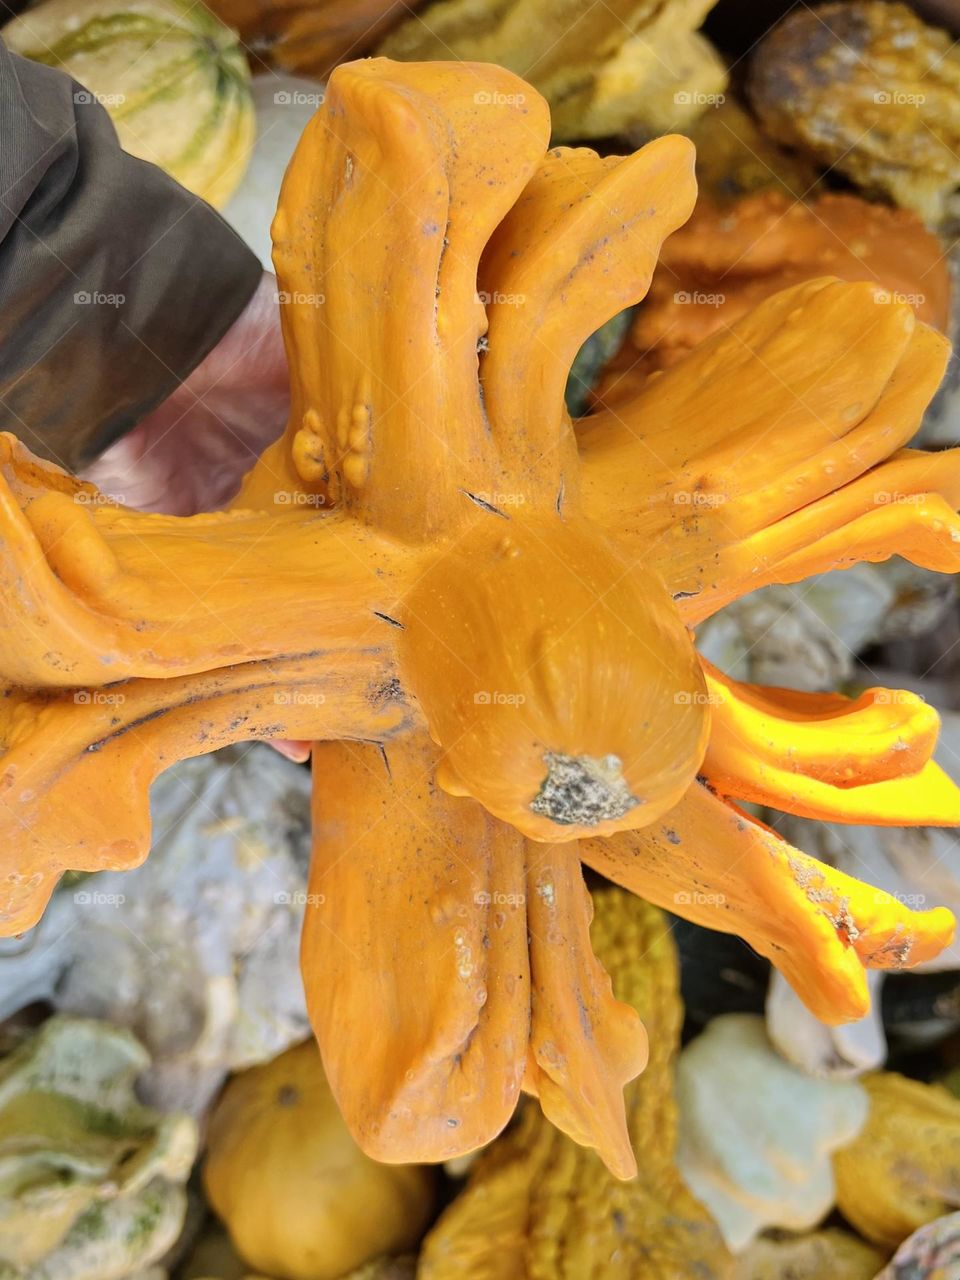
[594,190,951,404]
[203,0,419,77]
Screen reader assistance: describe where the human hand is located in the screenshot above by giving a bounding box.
[80,272,289,516]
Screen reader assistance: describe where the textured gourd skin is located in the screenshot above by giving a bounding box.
[732,1230,885,1280]
[871,1214,960,1279]
[3,0,254,207]
[748,2,960,224]
[418,890,733,1279]
[203,1040,435,1280]
[833,1072,960,1247]
[0,1015,196,1280]
[1,58,960,1177]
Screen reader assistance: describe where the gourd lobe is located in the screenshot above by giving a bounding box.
[399,513,710,841]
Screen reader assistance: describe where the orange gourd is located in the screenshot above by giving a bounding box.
[595,190,950,402]
[399,514,708,840]
[0,59,959,1180]
[202,0,419,77]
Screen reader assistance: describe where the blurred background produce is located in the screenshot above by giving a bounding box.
[0,1016,197,1280]
[203,1040,435,1279]
[2,0,255,207]
[379,0,728,141]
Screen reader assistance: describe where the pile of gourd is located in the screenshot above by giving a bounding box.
[6,820,960,1279]
[2,0,960,1277]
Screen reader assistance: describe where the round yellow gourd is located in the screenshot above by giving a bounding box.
[203,1040,435,1280]
[3,0,254,208]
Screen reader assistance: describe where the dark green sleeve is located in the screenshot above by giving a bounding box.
[0,41,261,470]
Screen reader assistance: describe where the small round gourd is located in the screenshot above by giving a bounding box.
[203,1040,435,1280]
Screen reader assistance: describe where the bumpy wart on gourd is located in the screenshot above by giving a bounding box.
[1,58,959,1180]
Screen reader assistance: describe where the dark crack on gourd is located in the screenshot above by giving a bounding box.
[864,931,913,968]
[530,751,640,826]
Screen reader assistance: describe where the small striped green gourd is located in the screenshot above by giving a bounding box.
[3,0,254,208]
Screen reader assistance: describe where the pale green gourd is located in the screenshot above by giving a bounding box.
[0,1015,196,1280]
